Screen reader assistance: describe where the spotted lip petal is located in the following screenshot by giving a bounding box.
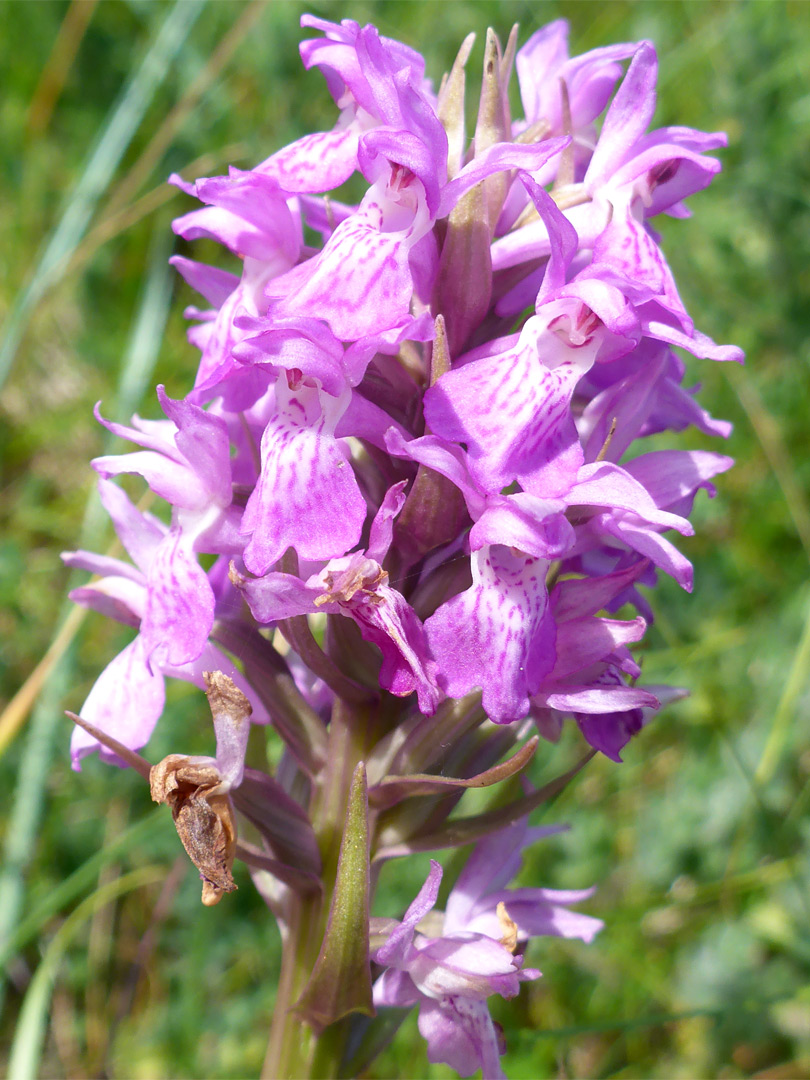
[426,323,588,499]
[70,637,165,771]
[425,546,557,725]
[241,376,366,576]
[267,192,426,340]
[238,533,441,715]
[425,263,643,501]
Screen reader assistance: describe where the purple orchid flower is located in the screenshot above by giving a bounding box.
[372,820,601,1079]
[239,372,367,575]
[264,136,570,341]
[578,340,733,467]
[256,16,435,197]
[493,40,743,364]
[386,425,697,727]
[236,482,441,713]
[63,480,267,769]
[530,562,661,759]
[515,22,636,142]
[170,169,303,408]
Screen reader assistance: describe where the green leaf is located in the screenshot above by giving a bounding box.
[368,736,539,809]
[374,750,594,860]
[0,0,205,389]
[0,811,163,971]
[7,866,163,1080]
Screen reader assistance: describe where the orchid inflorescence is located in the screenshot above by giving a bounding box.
[65,15,740,1078]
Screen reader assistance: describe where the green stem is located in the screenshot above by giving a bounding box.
[261,894,320,1079]
[263,698,377,1078]
[308,1018,350,1080]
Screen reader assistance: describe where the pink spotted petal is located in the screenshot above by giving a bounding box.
[569,461,694,534]
[622,449,734,514]
[366,481,408,563]
[645,316,745,363]
[268,194,425,340]
[71,637,165,770]
[337,392,411,452]
[375,860,443,967]
[170,255,239,307]
[232,315,347,397]
[372,967,420,1008]
[470,493,573,559]
[186,275,275,407]
[241,379,365,575]
[519,174,579,301]
[68,577,144,628]
[92,402,180,461]
[517,23,635,134]
[550,615,647,680]
[480,889,604,943]
[426,547,556,725]
[173,170,300,266]
[238,571,321,624]
[425,318,587,498]
[418,997,506,1080]
[410,934,520,994]
[585,41,658,190]
[437,136,570,218]
[595,513,694,591]
[539,683,659,714]
[61,549,144,586]
[550,561,649,622]
[351,584,441,714]
[96,480,165,574]
[300,16,429,115]
[515,20,571,125]
[594,202,692,330]
[257,129,360,193]
[141,527,215,667]
[384,428,487,521]
[93,449,207,510]
[156,387,232,506]
[608,132,725,217]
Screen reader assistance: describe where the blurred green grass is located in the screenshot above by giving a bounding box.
[1,1,809,1077]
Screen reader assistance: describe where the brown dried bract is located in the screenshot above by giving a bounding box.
[203,669,252,724]
[150,754,238,906]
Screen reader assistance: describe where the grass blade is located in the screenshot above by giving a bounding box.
[7,866,164,1080]
[0,0,205,389]
[113,218,176,423]
[0,213,177,1022]
[0,810,163,970]
[25,0,99,137]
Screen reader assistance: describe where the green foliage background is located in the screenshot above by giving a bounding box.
[1,1,808,1077]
